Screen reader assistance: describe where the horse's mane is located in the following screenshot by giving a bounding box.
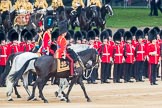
[78,48,96,56]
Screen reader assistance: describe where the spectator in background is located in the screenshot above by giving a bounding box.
[149,0,158,16]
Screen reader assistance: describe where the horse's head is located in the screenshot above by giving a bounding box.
[88,5,98,18]
[105,4,113,16]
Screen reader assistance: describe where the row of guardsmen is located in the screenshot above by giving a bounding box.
[0,0,104,13]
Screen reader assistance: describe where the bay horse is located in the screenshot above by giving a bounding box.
[10,48,99,103]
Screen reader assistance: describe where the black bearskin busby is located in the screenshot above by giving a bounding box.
[106,29,112,37]
[0,31,6,44]
[100,30,109,42]
[65,32,71,40]
[135,30,144,40]
[74,31,82,43]
[148,29,157,41]
[52,30,59,41]
[44,16,54,30]
[124,31,132,41]
[130,26,137,36]
[117,29,125,37]
[153,26,160,34]
[113,31,122,42]
[143,27,150,36]
[58,20,68,35]
[21,29,29,41]
[8,31,19,41]
[93,28,100,37]
[87,30,96,41]
[24,31,33,41]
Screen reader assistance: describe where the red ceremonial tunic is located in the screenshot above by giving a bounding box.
[148,43,160,64]
[135,43,146,61]
[0,45,7,66]
[112,44,124,64]
[21,42,35,52]
[56,35,67,58]
[99,44,113,63]
[42,31,51,52]
[124,43,135,64]
[7,43,20,59]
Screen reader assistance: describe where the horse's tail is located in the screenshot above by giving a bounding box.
[0,53,16,85]
[10,57,38,84]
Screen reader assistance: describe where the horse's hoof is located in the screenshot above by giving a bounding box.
[44,100,48,103]
[17,95,21,98]
[60,98,66,101]
[27,96,34,101]
[55,91,58,97]
[87,99,92,102]
[66,99,71,103]
[31,97,37,101]
[8,98,13,101]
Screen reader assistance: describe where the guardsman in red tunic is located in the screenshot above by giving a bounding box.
[22,31,35,52]
[148,29,160,85]
[134,30,146,82]
[55,20,75,76]
[143,27,150,78]
[123,31,135,83]
[93,28,102,50]
[112,31,124,83]
[99,30,112,84]
[7,31,20,59]
[40,16,53,55]
[20,29,29,52]
[0,31,7,79]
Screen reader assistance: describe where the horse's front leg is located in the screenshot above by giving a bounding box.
[65,77,76,103]
[78,77,91,102]
[14,85,21,98]
[6,77,14,101]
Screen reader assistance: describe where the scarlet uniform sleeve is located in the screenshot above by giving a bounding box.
[58,37,67,52]
[43,32,50,50]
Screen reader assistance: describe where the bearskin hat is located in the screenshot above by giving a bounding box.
[148,29,157,41]
[8,31,19,41]
[51,30,59,41]
[24,31,33,41]
[65,32,71,40]
[124,31,132,41]
[87,30,96,41]
[8,29,16,40]
[159,30,162,39]
[21,29,29,40]
[93,28,100,37]
[0,31,6,43]
[106,29,112,37]
[81,30,87,39]
[130,26,137,36]
[153,26,160,34]
[117,29,125,37]
[30,29,37,37]
[74,31,82,42]
[44,16,54,30]
[68,30,74,39]
[143,27,150,36]
[58,20,68,35]
[113,31,122,42]
[135,30,144,40]
[100,30,109,42]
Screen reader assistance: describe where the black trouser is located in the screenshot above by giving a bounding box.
[124,63,133,82]
[149,64,157,84]
[0,65,5,86]
[143,60,149,78]
[157,0,162,13]
[113,63,122,82]
[150,0,158,16]
[87,68,97,83]
[108,64,112,79]
[101,62,111,82]
[135,61,144,81]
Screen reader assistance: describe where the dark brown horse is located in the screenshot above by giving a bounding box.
[12,48,99,103]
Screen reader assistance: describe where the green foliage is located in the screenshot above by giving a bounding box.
[106,8,162,28]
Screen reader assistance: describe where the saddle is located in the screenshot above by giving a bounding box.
[57,58,69,72]
[57,58,81,73]
[14,13,30,26]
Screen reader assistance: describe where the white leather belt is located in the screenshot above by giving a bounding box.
[0,55,7,57]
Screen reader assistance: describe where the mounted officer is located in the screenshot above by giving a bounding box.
[0,0,12,13]
[87,0,102,8]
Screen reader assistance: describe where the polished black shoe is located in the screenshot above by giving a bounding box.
[101,81,104,84]
[124,81,128,83]
[92,81,98,84]
[116,81,122,83]
[139,80,144,82]
[104,80,110,83]
[153,83,158,85]
[128,80,134,83]
[87,81,91,84]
